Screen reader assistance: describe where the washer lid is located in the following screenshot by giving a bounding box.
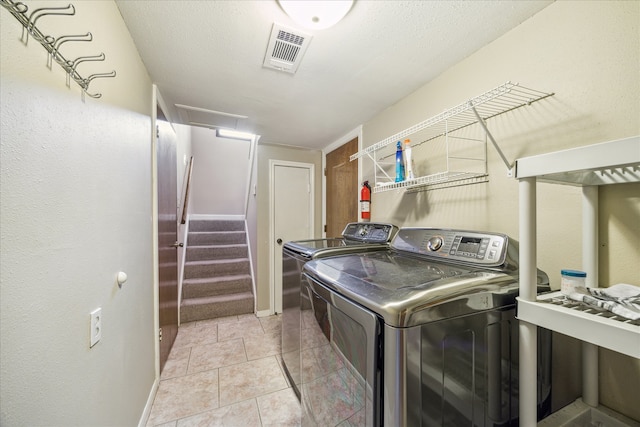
[283,238,392,259]
[284,238,346,256]
[304,251,519,327]
[283,222,397,258]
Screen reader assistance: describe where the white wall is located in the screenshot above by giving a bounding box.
[176,124,194,215]
[189,127,251,216]
[362,1,639,419]
[1,2,155,425]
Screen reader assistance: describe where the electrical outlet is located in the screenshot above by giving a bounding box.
[90,308,102,348]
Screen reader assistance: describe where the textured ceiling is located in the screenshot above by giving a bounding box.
[115,0,552,149]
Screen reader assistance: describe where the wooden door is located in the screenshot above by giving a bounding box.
[156,105,178,372]
[272,162,313,314]
[326,137,359,238]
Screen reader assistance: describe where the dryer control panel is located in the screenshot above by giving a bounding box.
[342,222,398,244]
[391,228,509,267]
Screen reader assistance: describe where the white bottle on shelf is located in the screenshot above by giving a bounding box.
[403,138,415,180]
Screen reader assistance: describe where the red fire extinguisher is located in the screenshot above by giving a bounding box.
[360,181,371,221]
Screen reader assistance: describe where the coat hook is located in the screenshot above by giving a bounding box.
[70,53,105,73]
[24,4,75,43]
[83,70,117,99]
[65,53,104,88]
[27,4,75,29]
[85,70,116,83]
[53,32,92,53]
[49,33,92,67]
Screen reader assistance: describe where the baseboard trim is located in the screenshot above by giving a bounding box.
[189,214,245,221]
[138,377,159,427]
[255,309,273,318]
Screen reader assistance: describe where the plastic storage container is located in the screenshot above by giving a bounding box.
[560,269,587,295]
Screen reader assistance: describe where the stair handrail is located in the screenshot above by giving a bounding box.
[180,156,194,225]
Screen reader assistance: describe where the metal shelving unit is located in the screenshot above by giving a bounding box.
[350,81,554,193]
[515,135,640,426]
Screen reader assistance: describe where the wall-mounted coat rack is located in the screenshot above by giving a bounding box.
[1,0,116,99]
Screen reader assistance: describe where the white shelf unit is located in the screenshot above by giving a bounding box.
[350,81,554,193]
[515,135,640,427]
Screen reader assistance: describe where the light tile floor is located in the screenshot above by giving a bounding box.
[146,314,301,427]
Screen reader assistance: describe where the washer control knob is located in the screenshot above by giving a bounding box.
[427,236,443,251]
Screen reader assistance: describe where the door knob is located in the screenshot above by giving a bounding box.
[277,238,283,245]
[173,241,184,248]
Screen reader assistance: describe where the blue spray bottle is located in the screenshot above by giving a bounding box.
[395,141,405,182]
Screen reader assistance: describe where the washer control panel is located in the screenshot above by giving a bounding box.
[342,222,398,244]
[392,228,509,266]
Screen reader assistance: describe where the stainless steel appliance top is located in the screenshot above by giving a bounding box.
[283,222,397,258]
[303,228,548,327]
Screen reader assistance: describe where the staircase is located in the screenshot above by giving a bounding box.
[180,219,254,323]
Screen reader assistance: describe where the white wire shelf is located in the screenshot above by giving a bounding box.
[350,81,554,162]
[373,171,488,193]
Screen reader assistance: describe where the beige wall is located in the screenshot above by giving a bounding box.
[1,1,155,425]
[254,144,323,313]
[362,1,639,419]
[189,127,251,215]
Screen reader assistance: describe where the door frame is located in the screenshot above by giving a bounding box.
[269,159,315,315]
[322,125,363,237]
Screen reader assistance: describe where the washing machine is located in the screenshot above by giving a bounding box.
[300,227,552,426]
[281,222,398,400]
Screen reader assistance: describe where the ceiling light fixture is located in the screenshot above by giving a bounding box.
[278,0,354,30]
[216,128,255,141]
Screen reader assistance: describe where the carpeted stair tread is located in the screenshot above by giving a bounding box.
[180,219,254,322]
[184,258,250,279]
[188,243,248,248]
[182,273,252,285]
[186,244,248,261]
[189,220,245,232]
[187,243,248,249]
[180,292,253,322]
[181,292,253,306]
[182,274,252,298]
[188,231,246,245]
[185,257,249,266]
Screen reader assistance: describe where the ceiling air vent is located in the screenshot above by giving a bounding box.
[263,23,312,74]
